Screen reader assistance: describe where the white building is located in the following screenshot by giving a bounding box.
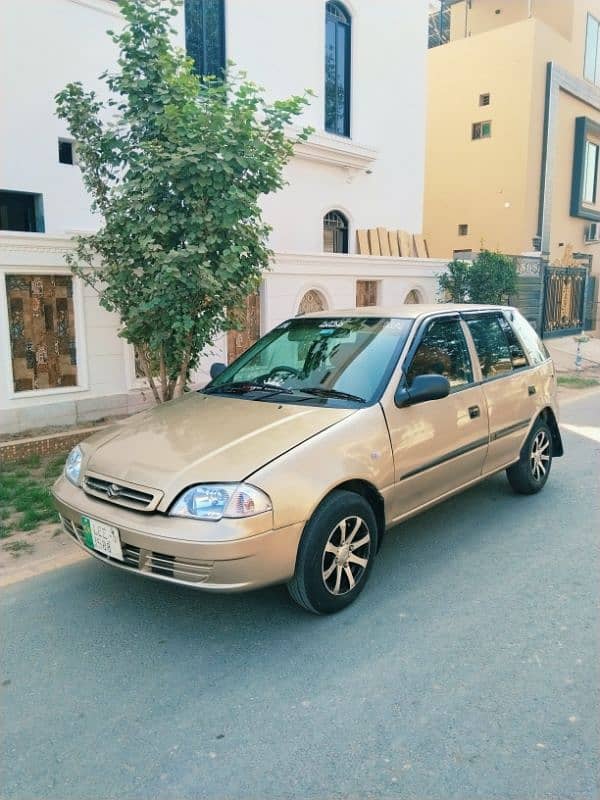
[0,0,443,435]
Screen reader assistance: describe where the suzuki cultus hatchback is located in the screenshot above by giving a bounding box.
[53,305,562,614]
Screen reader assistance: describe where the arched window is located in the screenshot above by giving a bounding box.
[325,2,351,137]
[185,0,226,78]
[405,289,423,304]
[298,290,328,315]
[323,210,349,253]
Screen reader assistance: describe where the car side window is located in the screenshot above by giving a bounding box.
[497,315,529,369]
[466,315,513,379]
[406,318,473,390]
[504,309,549,366]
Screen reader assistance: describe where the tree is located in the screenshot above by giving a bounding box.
[438,250,517,305]
[438,259,471,303]
[468,250,517,304]
[55,0,312,402]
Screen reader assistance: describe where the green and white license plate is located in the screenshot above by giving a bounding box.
[81,516,123,561]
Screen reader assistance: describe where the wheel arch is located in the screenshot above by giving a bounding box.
[318,480,386,550]
[538,406,564,457]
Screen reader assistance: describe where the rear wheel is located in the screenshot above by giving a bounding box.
[506,419,553,495]
[287,491,377,614]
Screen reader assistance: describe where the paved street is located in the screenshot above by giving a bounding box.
[1,392,599,800]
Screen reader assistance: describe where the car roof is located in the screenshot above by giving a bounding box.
[299,303,509,320]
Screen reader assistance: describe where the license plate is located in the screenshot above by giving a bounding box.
[81,516,123,561]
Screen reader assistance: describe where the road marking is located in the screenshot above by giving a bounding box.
[561,424,600,443]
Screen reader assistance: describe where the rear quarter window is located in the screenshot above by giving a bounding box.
[504,310,549,366]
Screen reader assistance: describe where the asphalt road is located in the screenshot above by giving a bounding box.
[2,392,599,800]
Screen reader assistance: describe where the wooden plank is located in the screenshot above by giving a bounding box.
[368,229,381,256]
[377,227,391,257]
[399,231,413,257]
[388,230,400,257]
[414,234,428,258]
[356,229,370,255]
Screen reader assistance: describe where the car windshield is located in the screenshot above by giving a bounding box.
[203,316,413,406]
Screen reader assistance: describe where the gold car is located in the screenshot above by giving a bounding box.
[53,304,563,614]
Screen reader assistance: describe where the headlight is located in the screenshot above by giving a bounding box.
[169,483,272,521]
[65,445,83,486]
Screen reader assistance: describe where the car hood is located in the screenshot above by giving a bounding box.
[84,392,354,502]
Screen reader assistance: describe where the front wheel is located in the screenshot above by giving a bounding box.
[506,419,553,495]
[287,491,378,614]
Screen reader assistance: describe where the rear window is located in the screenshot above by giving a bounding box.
[504,309,549,366]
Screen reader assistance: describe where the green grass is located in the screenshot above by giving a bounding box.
[2,539,34,558]
[558,375,600,389]
[0,451,67,539]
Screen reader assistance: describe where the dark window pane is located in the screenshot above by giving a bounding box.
[58,140,74,165]
[0,191,43,232]
[407,319,473,389]
[185,0,225,78]
[325,2,351,137]
[323,210,348,253]
[466,315,513,379]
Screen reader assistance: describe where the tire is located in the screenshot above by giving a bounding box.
[287,490,378,615]
[506,418,553,495]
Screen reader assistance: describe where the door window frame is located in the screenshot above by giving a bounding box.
[461,311,532,383]
[399,313,479,395]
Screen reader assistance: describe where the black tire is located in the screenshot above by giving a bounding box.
[287,490,378,615]
[506,418,553,495]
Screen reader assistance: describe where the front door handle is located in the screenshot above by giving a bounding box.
[528,385,536,396]
[468,405,481,419]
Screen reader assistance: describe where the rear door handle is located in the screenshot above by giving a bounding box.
[528,385,536,396]
[468,405,481,419]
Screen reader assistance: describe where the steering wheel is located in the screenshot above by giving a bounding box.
[261,365,302,382]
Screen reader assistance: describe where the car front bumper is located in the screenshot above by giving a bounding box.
[52,475,304,592]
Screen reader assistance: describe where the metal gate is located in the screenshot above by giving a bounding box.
[542,267,588,337]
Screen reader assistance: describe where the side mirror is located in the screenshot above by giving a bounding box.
[210,362,227,380]
[394,374,451,408]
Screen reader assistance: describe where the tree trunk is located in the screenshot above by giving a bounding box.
[139,347,161,404]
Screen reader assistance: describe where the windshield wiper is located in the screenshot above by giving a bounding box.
[300,387,366,404]
[204,381,293,395]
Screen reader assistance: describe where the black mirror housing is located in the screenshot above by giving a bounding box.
[395,374,451,408]
[210,362,227,380]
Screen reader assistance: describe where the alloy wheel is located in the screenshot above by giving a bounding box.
[530,430,551,481]
[321,516,371,596]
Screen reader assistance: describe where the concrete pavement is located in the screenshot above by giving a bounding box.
[1,391,599,800]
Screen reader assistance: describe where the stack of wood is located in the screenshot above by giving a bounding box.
[356,228,430,258]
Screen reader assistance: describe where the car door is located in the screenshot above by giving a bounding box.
[383,315,489,522]
[462,311,538,474]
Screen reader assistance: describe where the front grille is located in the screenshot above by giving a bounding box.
[83,474,161,512]
[60,515,214,584]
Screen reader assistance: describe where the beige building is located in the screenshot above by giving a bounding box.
[424,0,600,330]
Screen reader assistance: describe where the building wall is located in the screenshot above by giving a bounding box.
[424,19,537,258]
[0,0,432,434]
[449,0,573,42]
[425,0,600,274]
[0,235,443,434]
[0,0,428,247]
